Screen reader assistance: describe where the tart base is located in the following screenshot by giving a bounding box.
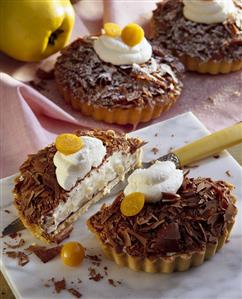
[179,55,242,75]
[87,219,235,273]
[57,83,179,126]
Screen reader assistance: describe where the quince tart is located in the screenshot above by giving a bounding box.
[152,0,242,74]
[14,130,143,243]
[55,23,184,126]
[88,161,237,273]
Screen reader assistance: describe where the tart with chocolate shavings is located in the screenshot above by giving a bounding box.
[151,0,242,74]
[88,176,237,273]
[54,37,184,125]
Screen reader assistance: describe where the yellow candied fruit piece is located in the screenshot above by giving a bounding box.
[55,133,84,155]
[61,241,85,267]
[121,23,144,47]
[120,192,145,217]
[104,22,122,38]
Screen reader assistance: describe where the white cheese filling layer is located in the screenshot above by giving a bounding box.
[45,150,141,233]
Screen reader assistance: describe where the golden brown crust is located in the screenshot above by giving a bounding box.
[87,218,235,273]
[56,81,179,125]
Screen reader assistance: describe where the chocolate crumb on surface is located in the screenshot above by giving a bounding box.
[5,251,29,266]
[26,245,62,263]
[108,279,116,287]
[151,147,159,155]
[207,97,215,104]
[86,254,102,262]
[213,155,220,159]
[88,267,104,282]
[54,278,66,293]
[9,232,18,239]
[4,209,10,214]
[226,170,232,177]
[155,133,158,137]
[67,288,82,298]
[4,239,25,249]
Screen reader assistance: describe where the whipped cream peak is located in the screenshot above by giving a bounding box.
[124,161,183,202]
[183,0,237,24]
[94,23,152,65]
[54,136,106,191]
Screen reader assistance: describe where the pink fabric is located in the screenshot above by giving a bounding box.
[0,0,242,178]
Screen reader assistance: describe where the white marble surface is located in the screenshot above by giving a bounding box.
[0,112,241,299]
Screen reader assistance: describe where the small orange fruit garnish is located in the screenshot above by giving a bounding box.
[61,241,85,267]
[104,22,121,38]
[120,192,145,217]
[55,133,84,155]
[121,23,144,47]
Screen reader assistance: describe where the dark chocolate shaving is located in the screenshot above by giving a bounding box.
[4,239,25,249]
[26,245,62,263]
[67,288,82,298]
[5,251,29,266]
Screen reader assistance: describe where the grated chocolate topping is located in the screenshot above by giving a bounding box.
[14,130,143,231]
[89,177,237,258]
[152,0,242,62]
[54,37,184,109]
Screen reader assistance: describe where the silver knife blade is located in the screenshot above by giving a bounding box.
[2,217,25,236]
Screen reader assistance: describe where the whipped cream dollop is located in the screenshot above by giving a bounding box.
[53,136,106,191]
[94,35,152,65]
[124,161,183,202]
[183,0,237,24]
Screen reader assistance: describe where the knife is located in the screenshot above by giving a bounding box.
[2,122,242,236]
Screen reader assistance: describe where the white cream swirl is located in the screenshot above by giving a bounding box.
[94,35,152,65]
[53,136,106,191]
[183,0,237,24]
[124,161,183,202]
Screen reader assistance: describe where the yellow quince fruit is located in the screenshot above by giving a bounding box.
[0,0,75,62]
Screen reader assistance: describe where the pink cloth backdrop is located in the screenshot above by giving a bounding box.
[0,0,242,178]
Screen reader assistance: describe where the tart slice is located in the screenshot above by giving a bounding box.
[13,130,143,243]
[88,161,237,273]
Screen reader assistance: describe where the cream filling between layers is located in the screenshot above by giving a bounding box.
[44,150,141,233]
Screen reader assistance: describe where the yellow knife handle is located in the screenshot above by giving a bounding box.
[172,122,242,166]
